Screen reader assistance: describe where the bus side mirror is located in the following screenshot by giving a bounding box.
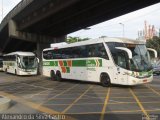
[37,58,39,63]
[17,57,20,63]
[115,47,132,59]
[147,48,157,58]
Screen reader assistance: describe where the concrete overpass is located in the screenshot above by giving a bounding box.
[0,0,159,52]
[0,0,159,73]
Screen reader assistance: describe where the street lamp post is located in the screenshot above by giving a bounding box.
[119,23,125,38]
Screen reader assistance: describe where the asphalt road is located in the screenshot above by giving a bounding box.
[0,72,160,120]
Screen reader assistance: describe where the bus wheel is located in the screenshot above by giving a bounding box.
[100,73,110,87]
[50,70,56,81]
[15,70,17,75]
[5,69,7,73]
[56,71,62,81]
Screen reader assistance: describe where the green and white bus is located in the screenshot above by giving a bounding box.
[43,37,157,86]
[3,52,39,75]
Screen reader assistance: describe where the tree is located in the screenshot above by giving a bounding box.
[99,36,107,38]
[146,36,160,58]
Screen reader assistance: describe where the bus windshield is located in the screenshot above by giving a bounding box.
[107,42,152,72]
[20,56,37,69]
[127,44,152,72]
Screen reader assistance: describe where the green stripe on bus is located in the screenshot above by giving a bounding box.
[99,59,102,67]
[43,59,102,67]
[63,61,68,67]
[72,60,86,67]
[66,67,70,73]
[131,70,153,77]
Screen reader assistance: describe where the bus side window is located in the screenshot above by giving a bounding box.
[117,51,128,69]
[88,44,96,57]
[97,44,109,60]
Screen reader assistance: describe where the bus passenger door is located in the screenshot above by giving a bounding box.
[115,67,128,85]
[115,52,128,85]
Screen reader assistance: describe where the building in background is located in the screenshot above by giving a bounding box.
[138,21,159,40]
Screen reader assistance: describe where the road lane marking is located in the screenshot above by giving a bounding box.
[44,101,160,106]
[47,84,79,101]
[66,109,142,114]
[100,87,110,120]
[65,108,160,115]
[29,83,70,98]
[130,88,150,120]
[37,95,159,100]
[146,85,160,96]
[29,89,50,98]
[0,91,76,120]
[62,85,93,113]
[109,99,123,103]
[20,82,51,90]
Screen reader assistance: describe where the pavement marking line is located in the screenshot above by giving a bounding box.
[146,109,160,112]
[145,85,160,96]
[29,89,50,98]
[100,87,110,120]
[65,109,142,115]
[62,85,93,113]
[109,99,124,103]
[46,84,79,101]
[29,83,70,98]
[129,88,150,120]
[20,82,51,90]
[38,84,79,107]
[45,95,160,99]
[134,92,153,94]
[0,91,76,120]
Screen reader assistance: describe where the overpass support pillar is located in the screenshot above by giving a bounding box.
[36,35,66,75]
[36,43,50,75]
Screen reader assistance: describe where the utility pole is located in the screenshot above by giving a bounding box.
[1,0,3,21]
[119,23,125,38]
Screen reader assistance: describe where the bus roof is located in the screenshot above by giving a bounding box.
[43,37,146,51]
[4,52,35,56]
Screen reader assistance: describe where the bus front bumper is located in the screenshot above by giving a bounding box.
[128,75,153,85]
[18,70,37,76]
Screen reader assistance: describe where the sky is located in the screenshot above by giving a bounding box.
[0,0,160,39]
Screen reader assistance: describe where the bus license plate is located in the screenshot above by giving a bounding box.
[143,80,147,83]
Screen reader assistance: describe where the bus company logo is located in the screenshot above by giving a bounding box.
[86,59,101,67]
[43,62,50,66]
[86,60,96,67]
[142,72,148,77]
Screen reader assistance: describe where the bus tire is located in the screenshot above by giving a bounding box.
[100,73,111,87]
[55,71,62,81]
[15,70,17,75]
[50,70,56,81]
[5,68,7,73]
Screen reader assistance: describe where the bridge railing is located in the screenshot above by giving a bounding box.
[0,0,34,31]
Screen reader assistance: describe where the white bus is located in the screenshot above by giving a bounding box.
[3,52,39,75]
[0,55,3,71]
[43,37,157,86]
